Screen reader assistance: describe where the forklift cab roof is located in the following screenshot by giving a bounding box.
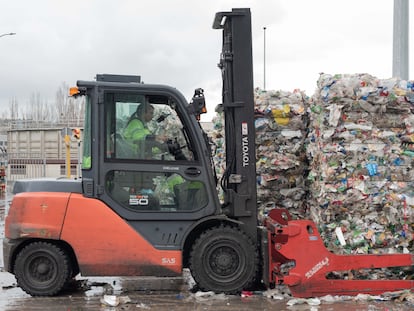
[96,74,141,83]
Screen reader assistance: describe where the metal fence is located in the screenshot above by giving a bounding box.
[8,156,46,181]
[6,152,79,185]
[7,119,84,130]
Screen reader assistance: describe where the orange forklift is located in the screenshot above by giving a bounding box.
[3,8,413,297]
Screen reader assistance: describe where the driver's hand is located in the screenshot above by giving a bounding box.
[156,135,167,142]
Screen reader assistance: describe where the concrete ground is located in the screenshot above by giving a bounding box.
[0,273,413,311]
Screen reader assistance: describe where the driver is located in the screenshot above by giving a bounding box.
[123,101,167,159]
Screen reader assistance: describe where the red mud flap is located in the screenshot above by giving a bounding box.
[265,208,414,298]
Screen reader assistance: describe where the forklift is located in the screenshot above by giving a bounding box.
[3,8,413,297]
[3,8,259,296]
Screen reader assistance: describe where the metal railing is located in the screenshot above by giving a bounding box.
[0,119,84,133]
[6,153,80,183]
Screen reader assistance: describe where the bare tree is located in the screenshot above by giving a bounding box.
[25,92,54,122]
[8,97,20,119]
[0,82,84,124]
[55,82,84,124]
[55,82,67,122]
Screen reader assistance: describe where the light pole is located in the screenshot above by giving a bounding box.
[0,32,16,38]
[393,0,409,80]
[0,31,15,210]
[263,27,266,90]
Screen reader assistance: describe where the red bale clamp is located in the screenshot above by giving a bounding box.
[265,208,414,298]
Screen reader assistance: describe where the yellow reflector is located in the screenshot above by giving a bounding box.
[69,87,79,96]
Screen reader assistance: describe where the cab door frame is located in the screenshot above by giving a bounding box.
[92,84,220,222]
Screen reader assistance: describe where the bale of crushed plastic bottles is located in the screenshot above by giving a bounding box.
[210,73,414,256]
[307,73,414,254]
[210,88,310,221]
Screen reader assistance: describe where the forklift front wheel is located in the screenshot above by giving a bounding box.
[14,241,71,296]
[189,226,258,294]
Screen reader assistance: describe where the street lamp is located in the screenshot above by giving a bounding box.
[263,27,266,90]
[0,32,16,38]
[393,0,409,80]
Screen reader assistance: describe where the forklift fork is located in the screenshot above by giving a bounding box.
[265,209,414,298]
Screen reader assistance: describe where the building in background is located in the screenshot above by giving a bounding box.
[6,120,83,188]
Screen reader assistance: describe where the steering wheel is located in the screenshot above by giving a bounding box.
[167,138,188,160]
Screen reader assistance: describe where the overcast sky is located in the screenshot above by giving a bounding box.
[0,0,412,121]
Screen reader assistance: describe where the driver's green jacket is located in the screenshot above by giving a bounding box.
[124,119,150,157]
[123,119,150,143]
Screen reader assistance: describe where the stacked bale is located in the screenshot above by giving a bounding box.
[254,89,309,219]
[307,73,414,254]
[210,88,309,220]
[210,112,226,201]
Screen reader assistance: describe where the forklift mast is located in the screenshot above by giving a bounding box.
[213,9,258,239]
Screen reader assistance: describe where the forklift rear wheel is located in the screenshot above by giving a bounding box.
[14,241,71,296]
[189,226,258,294]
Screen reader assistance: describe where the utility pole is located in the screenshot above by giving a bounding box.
[61,128,71,178]
[393,0,409,79]
[263,27,267,90]
[0,32,16,212]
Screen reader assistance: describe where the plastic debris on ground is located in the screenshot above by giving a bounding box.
[100,294,131,307]
[262,286,292,300]
[182,268,196,291]
[190,291,228,303]
[287,297,321,306]
[320,290,414,304]
[136,302,151,309]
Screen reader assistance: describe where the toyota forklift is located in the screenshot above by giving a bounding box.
[3,8,414,297]
[3,8,260,297]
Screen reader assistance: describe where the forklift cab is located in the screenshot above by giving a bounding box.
[75,75,219,226]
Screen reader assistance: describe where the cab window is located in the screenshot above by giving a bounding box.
[105,93,194,161]
[106,170,208,212]
[82,96,92,169]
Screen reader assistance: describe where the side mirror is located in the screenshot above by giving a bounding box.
[188,88,206,120]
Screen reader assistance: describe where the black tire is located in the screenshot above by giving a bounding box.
[189,226,258,294]
[14,241,71,296]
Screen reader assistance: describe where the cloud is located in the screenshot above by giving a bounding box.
[0,0,411,121]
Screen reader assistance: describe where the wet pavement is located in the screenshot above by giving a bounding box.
[0,276,413,311]
[0,274,413,311]
[1,195,413,311]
